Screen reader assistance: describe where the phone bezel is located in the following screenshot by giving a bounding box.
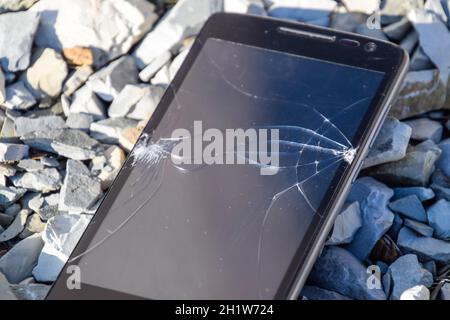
[46,13,409,300]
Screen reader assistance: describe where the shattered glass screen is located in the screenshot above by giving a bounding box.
[71,38,384,299]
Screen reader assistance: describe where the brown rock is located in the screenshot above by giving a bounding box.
[63,47,94,66]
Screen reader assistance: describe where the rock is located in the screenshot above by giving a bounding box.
[0,10,40,72]
[0,186,25,208]
[370,234,401,264]
[17,159,44,172]
[5,203,21,217]
[367,140,442,186]
[427,199,450,240]
[344,177,394,260]
[301,285,352,300]
[404,219,434,237]
[150,65,171,86]
[10,283,50,300]
[440,283,450,300]
[169,48,190,81]
[390,70,446,119]
[437,139,450,177]
[326,202,362,245]
[63,66,94,97]
[400,285,430,300]
[410,47,434,71]
[398,227,450,263]
[431,170,450,201]
[268,0,336,21]
[224,0,265,14]
[0,234,44,283]
[393,187,435,202]
[381,0,424,25]
[134,0,222,69]
[118,122,145,151]
[69,86,105,120]
[389,254,433,300]
[21,129,100,160]
[341,0,379,14]
[308,246,386,300]
[0,0,39,13]
[14,116,67,136]
[388,195,427,223]
[28,193,59,221]
[382,272,392,298]
[0,118,15,138]
[32,213,91,282]
[108,84,151,118]
[87,55,139,102]
[138,51,172,82]
[3,82,36,111]
[0,213,13,227]
[0,68,5,105]
[400,31,419,55]
[383,17,411,41]
[11,168,62,193]
[22,48,68,100]
[363,117,411,169]
[0,143,28,162]
[404,118,443,143]
[19,213,45,238]
[66,113,93,132]
[330,10,368,33]
[127,87,165,121]
[0,209,29,242]
[31,0,157,66]
[40,157,59,168]
[422,260,436,277]
[90,117,138,144]
[0,163,16,177]
[63,47,94,66]
[93,146,126,189]
[0,273,16,300]
[59,160,102,212]
[355,23,389,40]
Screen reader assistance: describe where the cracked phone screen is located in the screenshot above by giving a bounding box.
[68,38,384,299]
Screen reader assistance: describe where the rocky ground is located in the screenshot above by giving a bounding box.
[0,0,448,300]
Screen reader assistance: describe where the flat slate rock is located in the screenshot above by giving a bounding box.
[427,199,450,240]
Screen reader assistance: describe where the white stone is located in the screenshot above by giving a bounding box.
[108,84,151,118]
[63,65,94,97]
[139,51,172,82]
[69,86,106,120]
[169,48,190,80]
[151,65,171,86]
[326,202,362,245]
[127,86,165,121]
[400,285,430,300]
[341,0,380,14]
[268,0,337,21]
[3,82,36,111]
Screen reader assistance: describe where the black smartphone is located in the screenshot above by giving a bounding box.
[47,13,408,300]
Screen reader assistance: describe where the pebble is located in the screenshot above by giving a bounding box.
[403,219,434,237]
[28,193,59,221]
[440,283,450,300]
[344,177,394,260]
[69,85,106,120]
[31,0,157,66]
[90,117,138,144]
[437,138,450,177]
[308,246,386,300]
[22,48,68,100]
[0,273,16,300]
[410,47,434,71]
[399,285,430,300]
[397,227,450,263]
[3,82,36,111]
[5,203,21,217]
[10,283,50,300]
[10,168,62,193]
[363,117,412,169]
[127,86,165,121]
[108,84,152,119]
[94,145,126,189]
[0,143,29,162]
[383,17,411,41]
[427,199,450,240]
[404,118,443,143]
[389,254,433,300]
[430,170,450,201]
[65,113,94,132]
[118,122,145,152]
[59,160,102,212]
[17,159,45,172]
[0,209,29,242]
[388,195,427,223]
[138,51,172,82]
[422,260,436,277]
[14,115,67,136]
[63,66,94,97]
[33,213,91,282]
[87,55,139,102]
[51,129,101,160]
[19,213,45,238]
[0,10,40,72]
[0,186,26,208]
[301,285,352,300]
[392,187,435,202]
[326,202,362,245]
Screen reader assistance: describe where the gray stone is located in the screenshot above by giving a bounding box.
[0,186,25,208]
[14,115,67,137]
[29,193,59,221]
[383,271,392,298]
[66,113,93,132]
[0,0,38,13]
[19,213,45,239]
[410,47,434,71]
[69,86,105,120]
[363,117,412,169]
[134,0,222,69]
[0,273,16,300]
[0,233,42,284]
[0,10,40,72]
[393,187,435,202]
[390,70,446,119]
[33,213,91,282]
[308,246,386,300]
[0,143,28,162]
[59,160,102,212]
[301,286,352,300]
[138,51,172,82]
[22,129,100,160]
[169,48,190,81]
[389,254,433,300]
[404,219,434,237]
[437,138,450,177]
[31,0,157,66]
[388,195,427,222]
[400,31,419,55]
[40,156,59,168]
[404,118,443,143]
[398,227,450,263]
[17,159,44,172]
[63,65,94,97]
[108,84,151,118]
[22,48,68,100]
[90,117,138,144]
[400,285,430,300]
[5,203,21,217]
[0,213,13,227]
[11,168,62,193]
[383,17,411,41]
[422,260,436,277]
[87,56,139,102]
[3,82,36,110]
[1,118,15,138]
[367,140,442,186]
[10,283,50,300]
[344,177,394,261]
[427,199,450,240]
[0,209,29,242]
[440,283,450,300]
[93,145,126,189]
[127,86,165,121]
[326,202,362,245]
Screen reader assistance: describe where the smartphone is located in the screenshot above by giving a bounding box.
[47,13,408,300]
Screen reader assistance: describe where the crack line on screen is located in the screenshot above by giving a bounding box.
[69,42,370,299]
